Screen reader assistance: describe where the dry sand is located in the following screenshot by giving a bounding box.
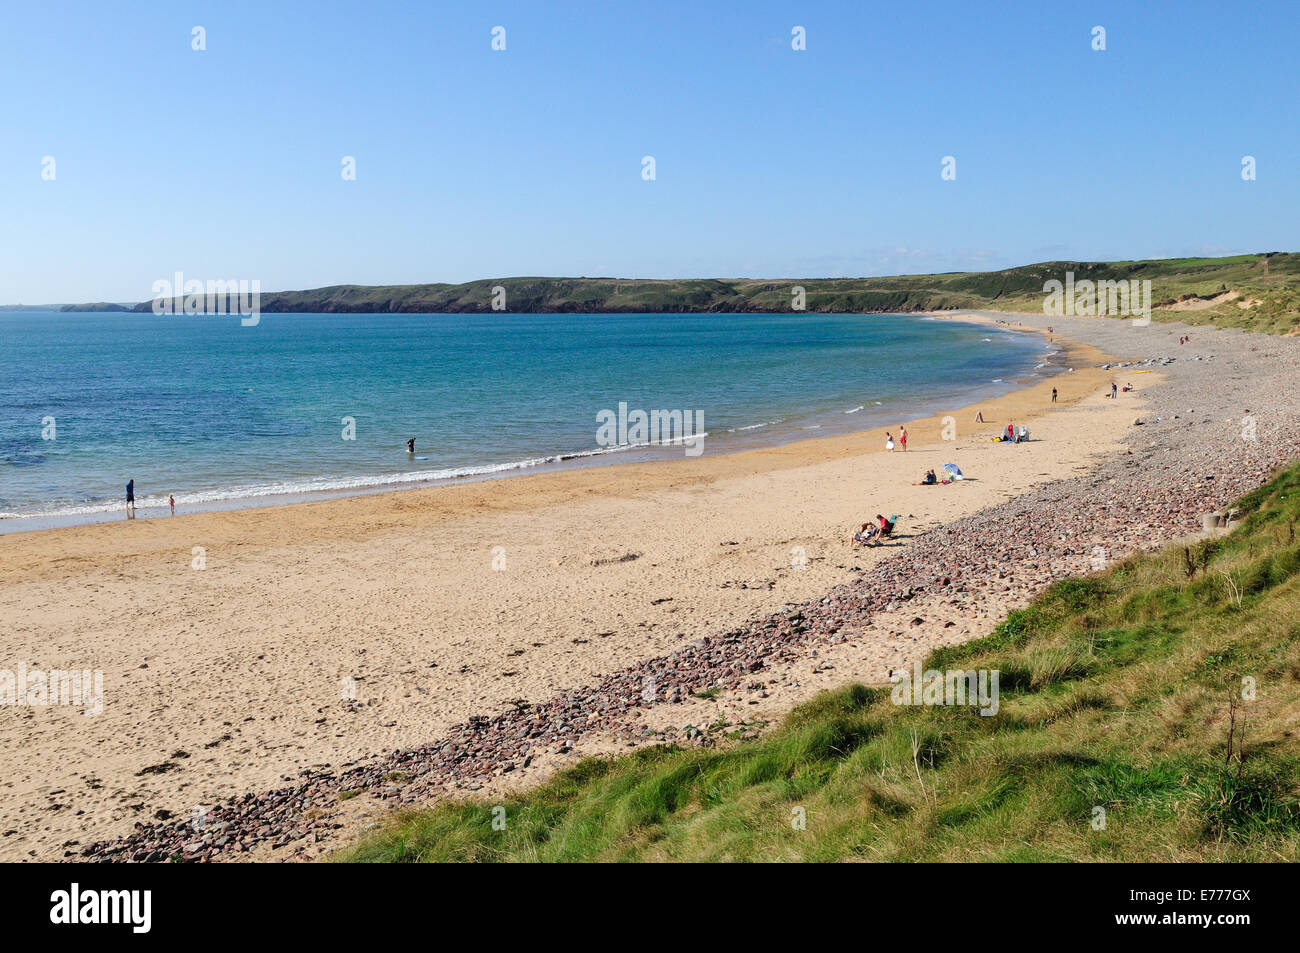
[0,320,1136,860]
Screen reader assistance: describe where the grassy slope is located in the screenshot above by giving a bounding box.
[336,464,1300,862]
[133,253,1300,334]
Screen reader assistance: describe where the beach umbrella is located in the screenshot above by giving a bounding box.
[942,463,963,479]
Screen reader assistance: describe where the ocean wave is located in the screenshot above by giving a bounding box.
[844,405,864,414]
[0,435,711,520]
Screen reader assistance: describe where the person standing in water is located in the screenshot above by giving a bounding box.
[169,494,175,516]
[406,438,415,453]
[126,479,135,512]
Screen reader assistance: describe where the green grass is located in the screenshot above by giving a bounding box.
[334,464,1300,863]
[132,253,1300,335]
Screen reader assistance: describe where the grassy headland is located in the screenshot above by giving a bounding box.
[336,463,1300,862]
[130,252,1300,333]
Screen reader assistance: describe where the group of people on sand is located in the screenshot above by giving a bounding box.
[914,465,961,485]
[1179,335,1191,345]
[995,423,1028,443]
[851,514,896,547]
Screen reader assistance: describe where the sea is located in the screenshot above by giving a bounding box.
[0,311,1056,531]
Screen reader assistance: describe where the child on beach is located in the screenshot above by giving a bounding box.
[850,515,896,546]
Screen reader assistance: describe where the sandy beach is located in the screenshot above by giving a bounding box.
[0,317,1122,860]
[8,311,1300,862]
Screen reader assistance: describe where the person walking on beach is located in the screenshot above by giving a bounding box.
[126,479,135,516]
[899,426,908,451]
[975,411,984,423]
[1110,382,1118,399]
[1051,387,1057,403]
[169,494,175,516]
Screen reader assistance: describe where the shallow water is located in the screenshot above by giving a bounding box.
[0,311,1052,529]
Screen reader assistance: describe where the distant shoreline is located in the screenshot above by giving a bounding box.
[3,252,1294,332]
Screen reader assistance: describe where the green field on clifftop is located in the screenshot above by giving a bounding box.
[129,252,1300,335]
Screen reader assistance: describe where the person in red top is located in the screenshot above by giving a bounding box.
[1007,423,1014,442]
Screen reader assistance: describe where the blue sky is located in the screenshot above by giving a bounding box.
[2,0,1297,302]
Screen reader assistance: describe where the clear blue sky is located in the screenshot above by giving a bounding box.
[3,0,1296,303]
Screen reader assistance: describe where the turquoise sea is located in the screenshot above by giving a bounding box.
[0,311,1054,530]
